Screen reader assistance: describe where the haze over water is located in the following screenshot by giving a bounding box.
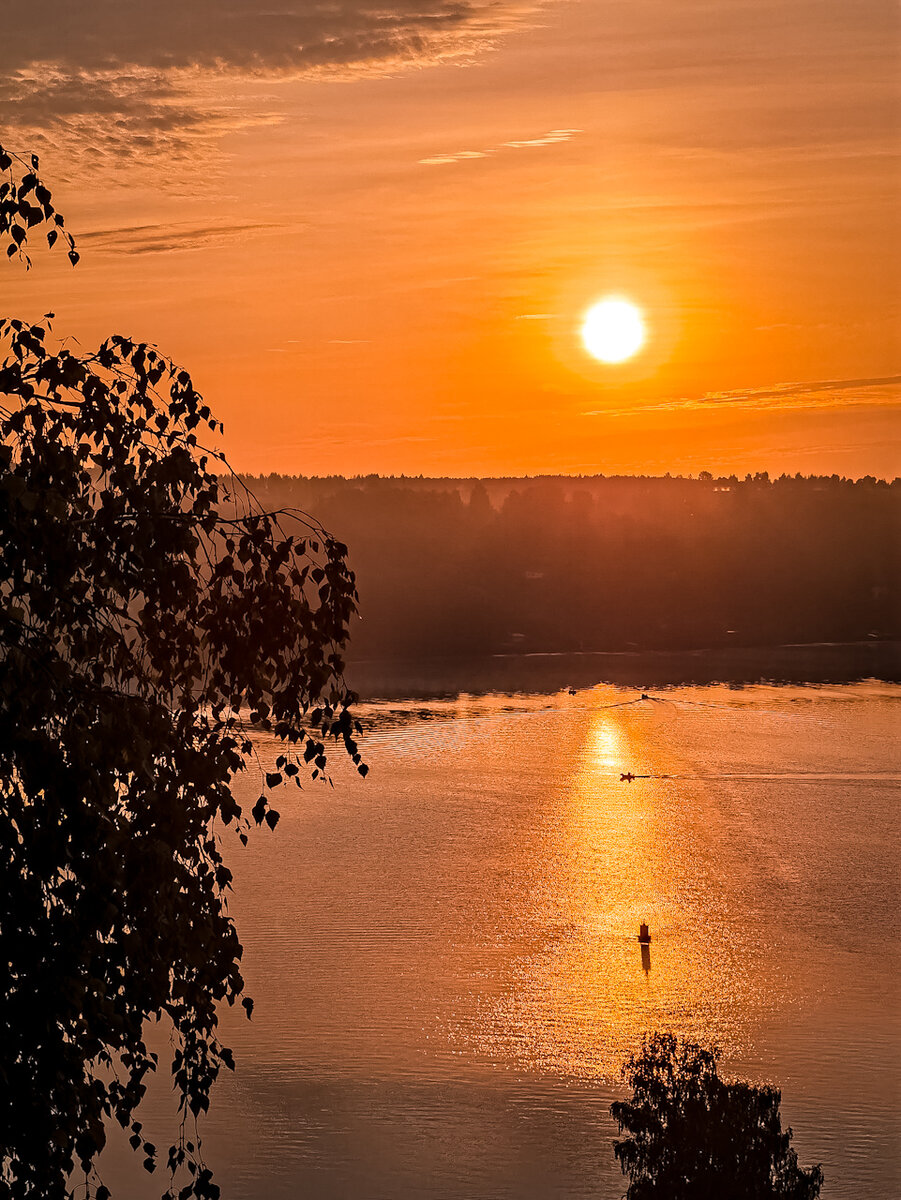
[102,681,899,1198]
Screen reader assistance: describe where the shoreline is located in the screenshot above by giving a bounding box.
[346,640,901,699]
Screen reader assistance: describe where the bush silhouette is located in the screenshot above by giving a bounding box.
[611,1033,824,1199]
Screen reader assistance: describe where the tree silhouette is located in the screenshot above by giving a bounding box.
[241,471,899,664]
[1,141,364,1199]
[611,1033,824,1200]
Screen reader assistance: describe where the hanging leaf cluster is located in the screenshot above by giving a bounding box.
[0,141,78,268]
[0,144,364,1200]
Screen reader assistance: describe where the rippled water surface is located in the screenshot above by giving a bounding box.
[102,683,900,1198]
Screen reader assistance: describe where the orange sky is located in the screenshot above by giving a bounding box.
[3,0,899,477]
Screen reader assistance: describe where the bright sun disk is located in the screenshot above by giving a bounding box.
[581,297,646,363]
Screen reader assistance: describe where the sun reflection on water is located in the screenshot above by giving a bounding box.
[469,703,777,1080]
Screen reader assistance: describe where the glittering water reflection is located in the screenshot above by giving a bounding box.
[466,704,783,1078]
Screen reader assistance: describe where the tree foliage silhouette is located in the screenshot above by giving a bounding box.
[0,141,364,1199]
[0,143,78,268]
[611,1033,824,1200]
[243,472,899,664]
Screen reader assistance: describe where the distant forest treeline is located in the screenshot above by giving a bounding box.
[242,473,900,661]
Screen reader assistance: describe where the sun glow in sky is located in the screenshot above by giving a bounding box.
[1,0,898,477]
[581,299,646,365]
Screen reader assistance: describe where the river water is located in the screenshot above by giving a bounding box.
[100,682,900,1198]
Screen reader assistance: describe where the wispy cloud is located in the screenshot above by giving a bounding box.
[419,150,492,166]
[586,375,901,417]
[501,129,580,149]
[696,376,901,408]
[79,221,280,255]
[0,67,285,176]
[419,128,581,165]
[1,1,550,165]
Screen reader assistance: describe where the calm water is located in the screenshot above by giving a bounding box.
[101,682,900,1197]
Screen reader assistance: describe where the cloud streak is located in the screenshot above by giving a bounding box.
[696,375,901,407]
[586,375,901,418]
[79,221,281,255]
[419,128,580,164]
[419,150,492,166]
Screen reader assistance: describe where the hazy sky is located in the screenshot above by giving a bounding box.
[3,0,899,477]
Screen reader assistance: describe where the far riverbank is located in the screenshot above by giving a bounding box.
[346,639,900,699]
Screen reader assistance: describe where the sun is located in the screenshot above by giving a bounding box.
[581,297,646,363]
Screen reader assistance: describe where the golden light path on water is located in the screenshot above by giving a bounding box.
[452,702,780,1078]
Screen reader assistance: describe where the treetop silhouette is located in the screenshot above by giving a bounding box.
[611,1033,824,1200]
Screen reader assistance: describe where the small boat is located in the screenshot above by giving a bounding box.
[638,922,651,945]
[621,772,636,782]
